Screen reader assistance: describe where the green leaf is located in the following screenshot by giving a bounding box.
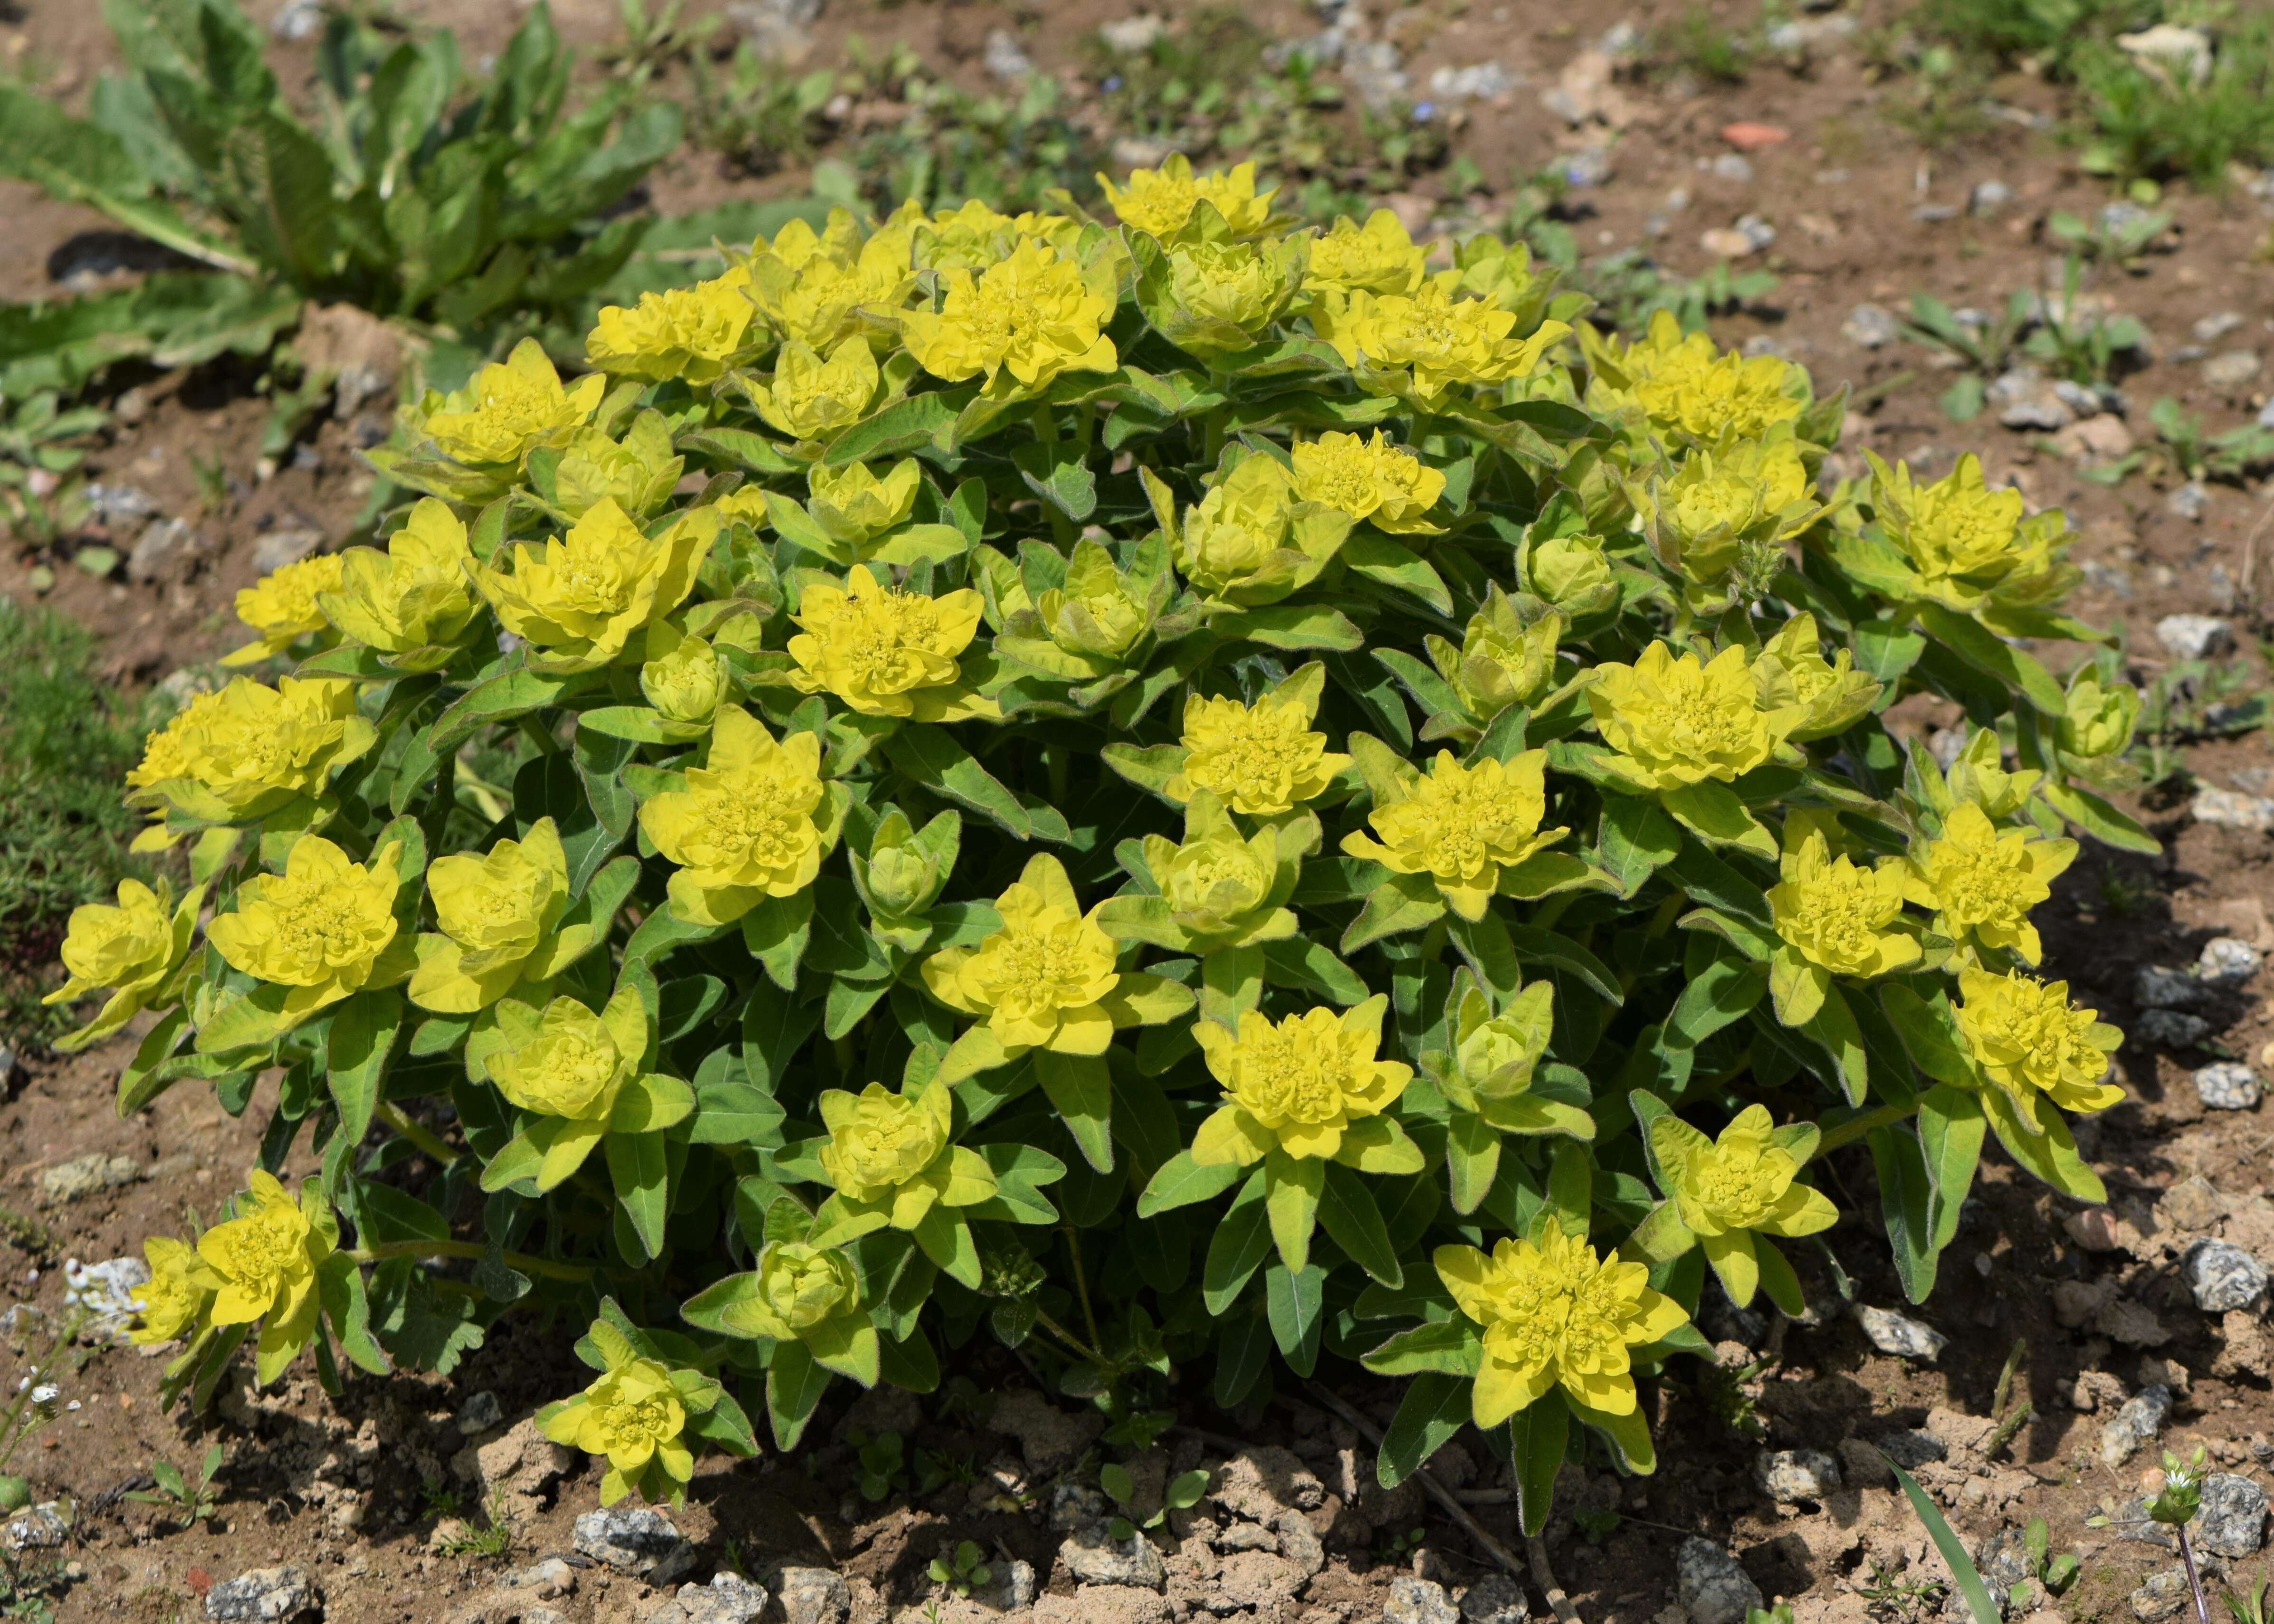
[1360,1317,1482,1377]
[1886,1457,2003,1624]
[1508,1394,1569,1537]
[1376,1372,1468,1487]
[1803,981,1870,1106]
[1868,1123,1940,1305]
[605,1131,669,1262]
[1033,1049,1113,1173]
[1341,869,1446,951]
[369,1258,486,1377]
[1505,926,1622,1006]
[2038,780,2160,854]
[1264,1262,1327,1376]
[1879,984,1975,1088]
[1917,1083,1986,1253]
[766,1340,832,1451]
[1319,1162,1403,1286]
[1137,1151,1244,1216]
[1342,533,1453,614]
[1263,1152,1322,1274]
[1011,439,1099,521]
[1915,603,2066,717]
[882,724,1032,837]
[431,666,583,753]
[1202,1171,1273,1315]
[825,389,965,465]
[325,989,400,1149]
[1660,780,1776,859]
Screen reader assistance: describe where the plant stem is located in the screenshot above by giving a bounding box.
[1031,1308,1104,1368]
[1300,1380,1527,1584]
[375,1102,461,1167]
[1815,1102,1914,1154]
[348,1239,594,1283]
[1064,1224,1104,1357]
[2180,1524,2213,1624]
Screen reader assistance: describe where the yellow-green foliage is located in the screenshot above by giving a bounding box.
[75,165,2147,1517]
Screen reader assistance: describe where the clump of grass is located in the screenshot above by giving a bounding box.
[1651,4,1754,85]
[0,603,161,1052]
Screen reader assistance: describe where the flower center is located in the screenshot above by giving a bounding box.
[598,1394,671,1452]
[1692,1149,1783,1227]
[1234,1024,1350,1124]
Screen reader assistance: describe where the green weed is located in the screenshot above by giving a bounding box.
[0,605,161,1051]
[124,1443,225,1530]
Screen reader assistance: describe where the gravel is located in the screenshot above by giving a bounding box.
[2102,1384,2174,1467]
[1842,303,1900,348]
[2136,1009,2213,1050]
[2168,481,2211,521]
[1460,1575,1528,1624]
[1854,1304,1947,1361]
[2194,787,2274,830]
[2183,1238,2269,1312]
[2156,613,2235,659]
[1755,1448,1842,1502]
[205,1567,321,1622]
[770,1568,849,1624]
[1384,1576,1460,1624]
[2134,965,2210,1009]
[573,1508,694,1582]
[2196,1062,2262,1111]
[1057,1523,1168,1590]
[1675,1538,1764,1624]
[2202,937,2264,981]
[2196,1473,2270,1558]
[2205,350,2264,389]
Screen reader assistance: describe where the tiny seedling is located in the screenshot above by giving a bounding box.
[1574,1509,1622,1544]
[1100,1462,1208,1539]
[927,1540,992,1598]
[2023,1515,2080,1596]
[124,1443,225,1529]
[2226,1574,2271,1624]
[433,1493,515,1559]
[849,1429,907,1503]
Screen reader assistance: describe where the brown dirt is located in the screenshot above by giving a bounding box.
[6,0,2274,1620]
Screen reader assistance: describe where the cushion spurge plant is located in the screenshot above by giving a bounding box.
[94,158,2139,1533]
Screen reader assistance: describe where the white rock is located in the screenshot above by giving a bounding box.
[983,28,1032,79]
[2206,351,2263,389]
[2102,1383,2173,1467]
[2118,23,2213,87]
[2201,937,2263,982]
[205,1566,319,1622]
[2169,481,2211,521]
[1675,1539,1763,1624]
[2183,1238,2268,1313]
[1427,62,1517,101]
[1843,304,1900,348]
[574,1509,694,1583]
[1096,15,1167,52]
[2195,312,2247,343]
[1754,1448,1842,1502]
[1384,1577,1459,1624]
[2137,1008,2212,1050]
[2157,613,2233,659]
[2196,1473,2269,1558]
[2195,1062,2262,1111]
[2194,787,2274,830]
[1855,1304,1947,1361]
[63,1255,151,1341]
[2135,965,2209,1009]
[1057,1523,1167,1590]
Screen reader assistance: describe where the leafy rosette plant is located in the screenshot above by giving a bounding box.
[90,158,2141,1535]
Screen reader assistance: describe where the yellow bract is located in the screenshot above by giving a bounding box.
[318,499,482,663]
[2061,671,2140,758]
[130,1235,210,1345]
[1164,235,1306,342]
[735,1241,863,1339]
[1437,979,1568,1129]
[552,412,685,522]
[1191,996,1415,1166]
[1343,749,1566,920]
[541,1344,693,1506]
[1290,431,1446,533]
[1435,1220,1689,1424]
[638,707,840,926]
[1587,642,1801,790]
[44,876,200,1049]
[1767,828,1918,979]
[1430,588,1563,718]
[222,554,341,667]
[1167,667,1351,816]
[1954,966,2125,1126]
[1303,209,1428,298]
[1751,613,1881,742]
[901,238,1117,395]
[786,564,991,721]
[814,1077,996,1233]
[1871,453,2068,617]
[1312,275,1569,399]
[1903,802,2076,965]
[585,266,755,383]
[1589,309,1805,445]
[1529,532,1612,607]
[410,818,573,1014]
[743,209,916,353]
[128,675,373,823]
[808,459,920,548]
[1139,790,1299,950]
[419,338,607,470]
[922,854,1121,1055]
[742,337,883,445]
[206,835,408,1020]
[1099,155,1274,239]
[190,1170,332,1382]
[488,994,639,1122]
[1167,454,1354,604]
[1648,1104,1836,1308]
[639,622,725,724]
[475,498,717,674]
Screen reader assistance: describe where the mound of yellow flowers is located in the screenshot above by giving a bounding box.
[85,159,2138,1522]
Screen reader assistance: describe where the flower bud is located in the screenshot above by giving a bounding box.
[1435,586,1561,716]
[2059,672,2140,759]
[1036,540,1153,661]
[862,813,944,918]
[640,627,725,724]
[553,411,685,521]
[1528,532,1612,606]
[807,458,921,548]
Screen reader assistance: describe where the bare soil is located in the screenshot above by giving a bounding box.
[7,0,2274,1620]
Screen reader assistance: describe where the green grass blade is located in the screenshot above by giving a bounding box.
[1884,1454,2000,1624]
